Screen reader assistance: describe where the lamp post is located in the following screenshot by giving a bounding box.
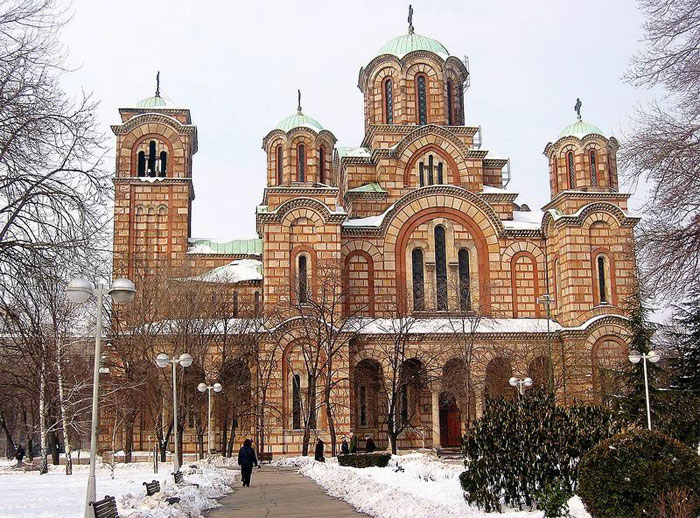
[155,352,193,473]
[197,382,223,458]
[628,349,661,430]
[509,376,533,397]
[66,277,136,518]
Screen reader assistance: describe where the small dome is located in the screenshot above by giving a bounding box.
[558,120,604,139]
[377,32,450,59]
[135,94,178,109]
[276,111,324,133]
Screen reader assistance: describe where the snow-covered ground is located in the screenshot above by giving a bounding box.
[280,453,591,518]
[0,458,236,518]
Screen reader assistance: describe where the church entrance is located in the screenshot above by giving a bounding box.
[439,392,462,447]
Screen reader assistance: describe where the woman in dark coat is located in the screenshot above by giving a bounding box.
[314,438,325,462]
[340,436,349,455]
[237,439,258,487]
[365,435,376,453]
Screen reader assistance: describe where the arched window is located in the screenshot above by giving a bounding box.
[276,145,283,185]
[597,255,608,304]
[447,80,454,125]
[292,374,301,429]
[458,248,471,311]
[566,151,575,188]
[254,291,260,315]
[412,248,425,311]
[232,291,239,317]
[298,254,308,303]
[148,140,157,176]
[137,151,146,177]
[419,162,425,187]
[416,75,427,125]
[384,78,393,124]
[159,151,167,177]
[437,162,443,184]
[607,152,615,189]
[427,158,433,185]
[589,150,598,186]
[435,226,448,311]
[297,144,305,182]
[319,146,325,184]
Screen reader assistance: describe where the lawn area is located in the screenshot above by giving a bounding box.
[0,459,235,518]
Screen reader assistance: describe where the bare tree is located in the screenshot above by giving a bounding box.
[621,0,700,298]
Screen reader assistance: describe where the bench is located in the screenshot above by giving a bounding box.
[173,470,199,488]
[90,495,119,518]
[143,480,181,504]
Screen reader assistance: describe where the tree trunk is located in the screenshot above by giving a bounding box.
[177,425,184,466]
[325,398,336,457]
[197,431,204,460]
[221,416,228,457]
[48,428,60,465]
[124,419,134,463]
[0,414,17,458]
[55,336,73,474]
[226,418,236,458]
[39,372,48,474]
[258,388,267,455]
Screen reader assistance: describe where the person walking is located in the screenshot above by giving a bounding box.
[237,438,258,487]
[15,444,25,466]
[365,435,376,453]
[349,431,357,454]
[340,435,349,455]
[314,437,325,462]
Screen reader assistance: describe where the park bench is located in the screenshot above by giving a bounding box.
[173,470,199,487]
[143,480,180,504]
[89,495,119,518]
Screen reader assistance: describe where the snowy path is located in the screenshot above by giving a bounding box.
[206,466,369,518]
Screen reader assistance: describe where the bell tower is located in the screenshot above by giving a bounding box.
[111,74,198,278]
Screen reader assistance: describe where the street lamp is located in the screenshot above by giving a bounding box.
[628,349,661,430]
[197,382,223,458]
[66,277,135,518]
[155,352,193,472]
[509,376,533,396]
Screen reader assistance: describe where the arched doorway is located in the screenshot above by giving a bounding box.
[484,357,515,405]
[439,392,461,447]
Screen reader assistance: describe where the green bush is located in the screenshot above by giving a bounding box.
[534,478,573,518]
[460,393,621,512]
[578,428,700,518]
[337,452,391,468]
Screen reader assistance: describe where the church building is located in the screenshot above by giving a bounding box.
[110,14,638,456]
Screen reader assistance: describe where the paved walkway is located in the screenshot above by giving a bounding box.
[206,466,369,518]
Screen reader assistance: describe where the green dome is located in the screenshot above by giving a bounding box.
[276,111,324,133]
[135,94,178,109]
[377,32,450,59]
[558,119,604,139]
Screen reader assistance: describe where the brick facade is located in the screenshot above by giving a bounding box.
[107,27,638,457]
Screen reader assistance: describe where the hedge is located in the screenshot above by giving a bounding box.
[337,452,391,468]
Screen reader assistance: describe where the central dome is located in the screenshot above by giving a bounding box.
[276,111,324,133]
[376,32,450,59]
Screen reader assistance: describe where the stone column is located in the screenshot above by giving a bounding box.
[431,390,441,449]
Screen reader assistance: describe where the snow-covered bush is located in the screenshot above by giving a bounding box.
[460,393,620,513]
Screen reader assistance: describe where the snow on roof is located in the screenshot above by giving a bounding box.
[342,204,395,228]
[480,185,517,195]
[337,147,371,159]
[502,210,544,230]
[353,317,563,334]
[186,259,262,283]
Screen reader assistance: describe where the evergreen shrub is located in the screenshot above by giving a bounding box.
[337,452,391,468]
[577,428,700,518]
[459,393,620,513]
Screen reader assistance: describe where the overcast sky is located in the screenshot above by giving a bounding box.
[59,0,652,240]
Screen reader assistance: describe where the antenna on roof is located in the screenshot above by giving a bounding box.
[155,71,161,98]
[575,98,582,120]
[408,4,414,34]
[297,89,302,112]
